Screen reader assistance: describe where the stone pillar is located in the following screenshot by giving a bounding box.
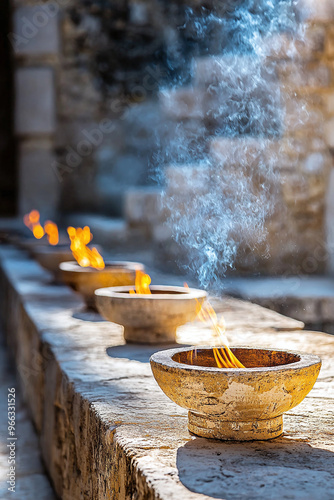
[11,2,60,219]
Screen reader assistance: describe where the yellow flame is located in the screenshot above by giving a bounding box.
[183,282,244,369]
[67,226,105,270]
[196,300,245,368]
[129,270,151,294]
[44,221,59,246]
[23,210,45,239]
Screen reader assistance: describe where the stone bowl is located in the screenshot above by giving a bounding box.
[150,346,321,441]
[59,261,145,309]
[95,285,207,344]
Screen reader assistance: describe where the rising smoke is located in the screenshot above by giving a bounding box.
[154,0,310,287]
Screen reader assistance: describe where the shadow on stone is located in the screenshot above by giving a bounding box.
[176,437,334,499]
[107,343,191,363]
[72,309,107,322]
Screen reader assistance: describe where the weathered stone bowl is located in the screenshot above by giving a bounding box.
[59,261,144,309]
[95,285,207,344]
[150,346,321,441]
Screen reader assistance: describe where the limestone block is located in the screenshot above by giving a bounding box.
[283,95,325,134]
[298,0,334,22]
[325,92,334,115]
[160,87,205,121]
[58,68,101,119]
[193,56,281,135]
[277,61,331,89]
[161,118,208,164]
[326,25,334,59]
[124,187,163,228]
[321,298,334,321]
[193,55,275,88]
[15,68,56,135]
[302,152,330,174]
[151,222,173,243]
[210,137,277,169]
[281,173,327,215]
[325,117,334,148]
[265,27,325,61]
[165,163,212,195]
[18,140,59,219]
[12,6,59,56]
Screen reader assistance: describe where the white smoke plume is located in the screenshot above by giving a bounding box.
[154,0,311,287]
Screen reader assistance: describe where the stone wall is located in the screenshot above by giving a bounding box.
[9,0,334,274]
[139,1,334,277]
[10,0,215,217]
[11,0,60,219]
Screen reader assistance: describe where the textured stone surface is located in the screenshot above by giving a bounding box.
[13,6,59,56]
[124,187,163,230]
[15,68,56,135]
[1,245,334,499]
[18,140,59,218]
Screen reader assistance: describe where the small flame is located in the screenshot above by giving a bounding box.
[44,221,59,246]
[67,226,105,269]
[196,300,245,368]
[129,270,152,294]
[23,210,45,239]
[184,283,244,369]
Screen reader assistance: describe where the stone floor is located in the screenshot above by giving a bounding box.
[1,244,334,499]
[0,332,56,499]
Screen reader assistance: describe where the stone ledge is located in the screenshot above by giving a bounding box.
[224,275,334,333]
[1,246,334,499]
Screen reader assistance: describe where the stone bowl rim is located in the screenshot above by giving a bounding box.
[95,285,207,301]
[59,260,144,274]
[150,346,321,374]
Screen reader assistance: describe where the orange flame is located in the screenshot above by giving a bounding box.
[129,270,152,294]
[23,210,45,239]
[44,221,59,246]
[67,226,105,270]
[196,300,245,368]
